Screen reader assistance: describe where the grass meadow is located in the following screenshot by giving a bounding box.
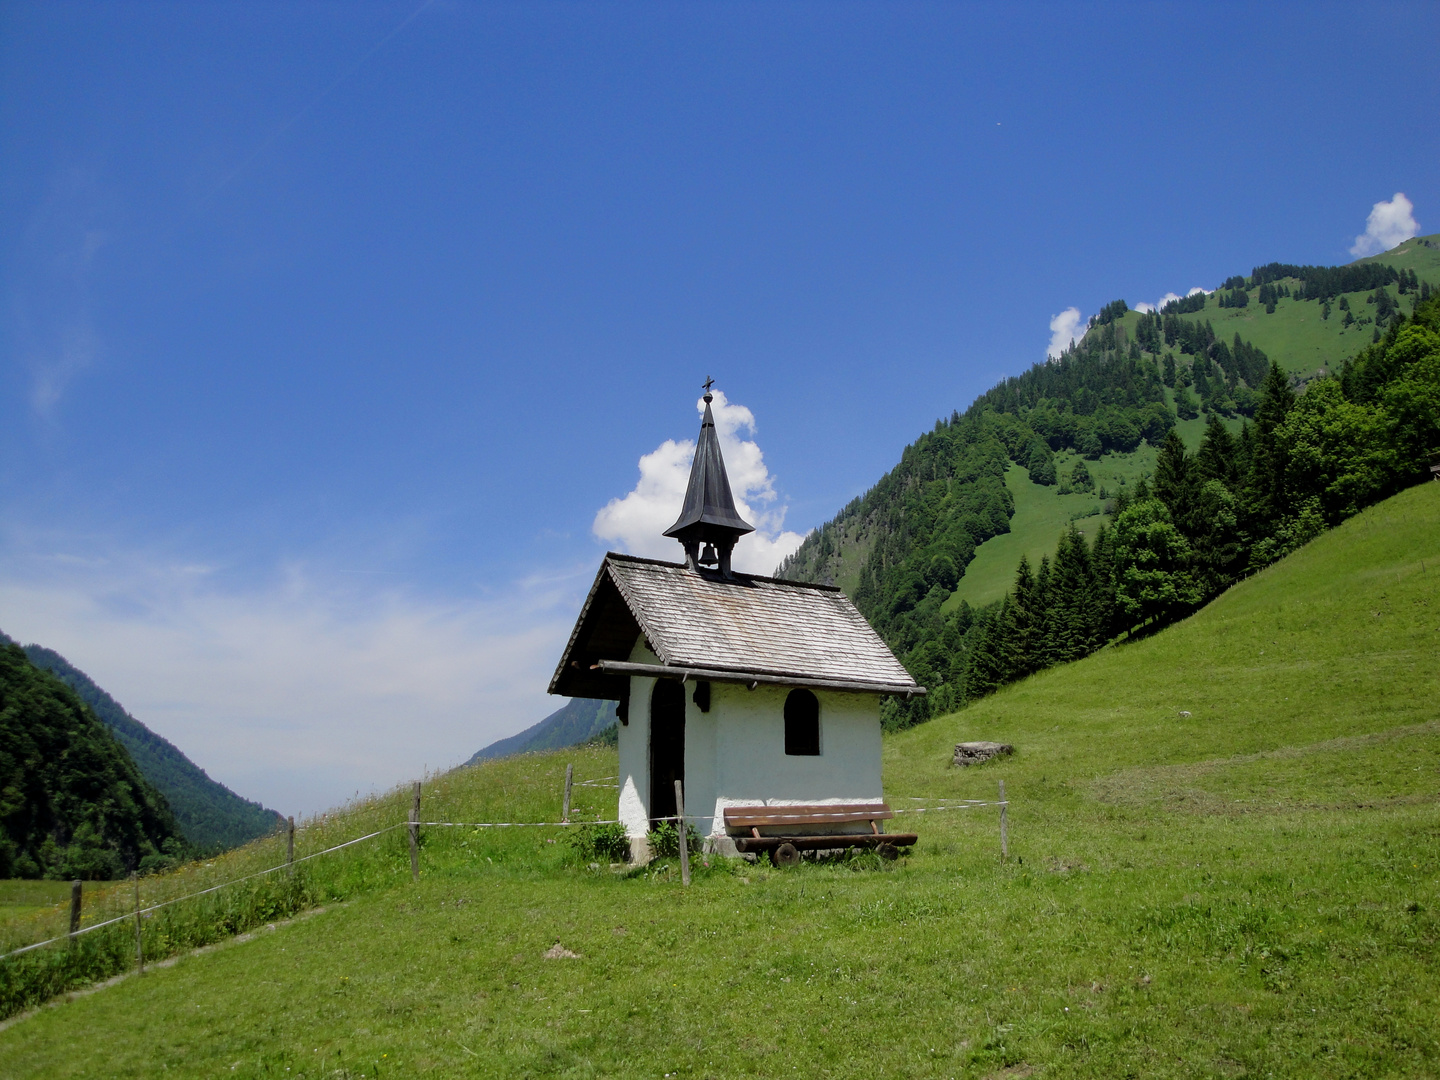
[2,483,1437,1078]
[0,882,81,930]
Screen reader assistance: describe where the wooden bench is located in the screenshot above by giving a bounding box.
[723,803,917,865]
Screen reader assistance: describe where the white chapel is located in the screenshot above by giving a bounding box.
[549,388,923,860]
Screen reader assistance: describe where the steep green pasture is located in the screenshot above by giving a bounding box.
[1358,233,1440,280]
[3,484,1438,1079]
[1111,235,1440,379]
[945,446,1157,611]
[944,407,1243,612]
[1164,389,1244,449]
[1204,295,1373,378]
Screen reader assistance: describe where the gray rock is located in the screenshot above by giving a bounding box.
[952,741,1014,767]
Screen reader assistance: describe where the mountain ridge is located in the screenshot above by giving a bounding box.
[466,697,617,765]
[0,629,282,851]
[0,642,187,878]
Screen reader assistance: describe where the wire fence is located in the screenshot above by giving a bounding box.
[1,802,1006,962]
[1,759,1012,1025]
[0,824,407,962]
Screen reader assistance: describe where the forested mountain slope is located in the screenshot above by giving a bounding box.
[11,639,281,851]
[779,243,1440,728]
[0,643,187,879]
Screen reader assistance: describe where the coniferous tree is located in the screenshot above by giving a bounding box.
[1025,440,1057,485]
[1089,523,1120,643]
[1245,361,1297,535]
[1193,413,1239,487]
[964,607,1005,700]
[1152,430,1193,524]
[1008,556,1045,679]
[1172,383,1199,420]
[1189,478,1244,595]
[1047,525,1097,661]
[1032,554,1055,668]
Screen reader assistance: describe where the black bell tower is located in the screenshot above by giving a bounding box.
[663,383,754,576]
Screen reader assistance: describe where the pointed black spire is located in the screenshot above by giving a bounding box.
[664,385,753,575]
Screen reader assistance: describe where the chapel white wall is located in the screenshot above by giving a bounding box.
[615,634,886,843]
[615,636,654,840]
[704,682,882,837]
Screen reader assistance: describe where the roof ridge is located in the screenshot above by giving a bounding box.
[603,552,842,592]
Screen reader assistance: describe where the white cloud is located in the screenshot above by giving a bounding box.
[1046,307,1084,359]
[0,542,578,817]
[1350,192,1418,257]
[592,390,804,574]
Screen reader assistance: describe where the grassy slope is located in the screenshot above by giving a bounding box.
[0,882,76,930]
[1110,233,1440,379]
[943,383,1250,612]
[955,241,1438,612]
[946,435,1198,611]
[945,463,1111,611]
[4,485,1438,1077]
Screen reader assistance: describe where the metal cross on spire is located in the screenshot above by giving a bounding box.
[702,375,714,396]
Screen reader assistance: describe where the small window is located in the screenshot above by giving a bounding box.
[784,689,820,755]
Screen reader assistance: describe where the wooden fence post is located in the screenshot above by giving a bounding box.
[674,779,690,887]
[563,763,574,824]
[287,816,295,876]
[132,873,144,974]
[409,781,421,883]
[998,779,1009,861]
[68,880,82,941]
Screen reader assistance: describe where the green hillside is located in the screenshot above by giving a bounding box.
[1104,233,1440,380]
[3,483,1436,1077]
[943,412,1245,611]
[0,644,188,880]
[14,642,281,852]
[781,255,1438,730]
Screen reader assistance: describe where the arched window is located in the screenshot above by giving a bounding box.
[784,689,820,755]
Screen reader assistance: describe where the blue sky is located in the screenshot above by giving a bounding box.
[2,1,1436,815]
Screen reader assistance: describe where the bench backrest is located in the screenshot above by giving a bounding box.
[723,803,893,829]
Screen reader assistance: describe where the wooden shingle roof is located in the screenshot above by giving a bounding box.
[549,554,921,699]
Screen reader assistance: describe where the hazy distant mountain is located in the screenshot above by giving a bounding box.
[467,697,617,764]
